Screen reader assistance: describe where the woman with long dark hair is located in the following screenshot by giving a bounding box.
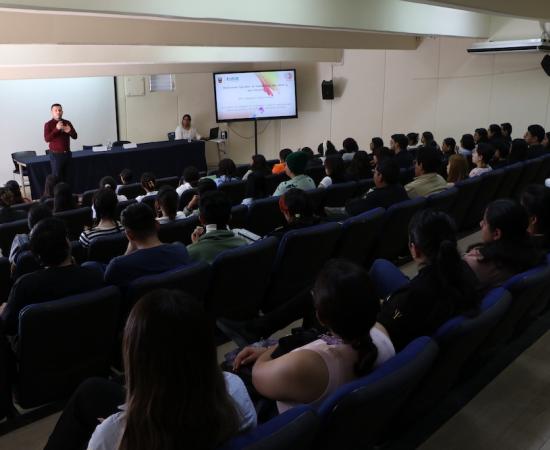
[373,209,480,350]
[464,199,544,291]
[318,155,347,188]
[46,289,256,450]
[243,154,271,180]
[233,259,395,413]
[346,150,373,180]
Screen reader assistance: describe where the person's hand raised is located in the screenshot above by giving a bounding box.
[191,226,205,244]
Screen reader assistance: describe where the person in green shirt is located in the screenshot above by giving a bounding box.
[273,151,316,197]
[187,191,248,264]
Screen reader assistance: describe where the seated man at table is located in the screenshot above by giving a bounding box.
[0,217,104,337]
[187,191,248,264]
[103,203,190,287]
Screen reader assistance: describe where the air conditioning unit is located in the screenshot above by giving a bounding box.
[467,38,550,54]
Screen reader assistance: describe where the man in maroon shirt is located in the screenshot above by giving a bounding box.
[44,103,77,182]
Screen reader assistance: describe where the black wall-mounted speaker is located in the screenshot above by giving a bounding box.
[542,55,550,77]
[321,80,334,100]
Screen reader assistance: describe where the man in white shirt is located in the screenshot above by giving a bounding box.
[175,114,201,140]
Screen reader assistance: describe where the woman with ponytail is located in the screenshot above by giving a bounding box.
[233,259,395,414]
[135,172,158,203]
[374,209,480,351]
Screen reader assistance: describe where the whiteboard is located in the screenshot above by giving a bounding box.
[0,77,117,183]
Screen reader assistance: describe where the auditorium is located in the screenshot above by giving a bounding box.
[1,1,550,449]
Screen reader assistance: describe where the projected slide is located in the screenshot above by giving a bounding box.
[214,70,297,122]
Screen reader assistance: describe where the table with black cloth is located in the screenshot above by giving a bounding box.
[15,140,206,199]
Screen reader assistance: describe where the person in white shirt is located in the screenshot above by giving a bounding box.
[469,143,494,178]
[135,172,158,203]
[176,166,200,197]
[318,155,347,188]
[175,114,201,141]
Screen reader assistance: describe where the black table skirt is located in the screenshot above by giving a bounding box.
[16,140,206,198]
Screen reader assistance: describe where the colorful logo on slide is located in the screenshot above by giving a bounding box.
[256,72,280,97]
[217,77,223,83]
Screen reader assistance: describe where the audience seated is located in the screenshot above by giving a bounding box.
[101,203,190,287]
[391,134,414,169]
[346,150,372,180]
[463,199,544,292]
[243,154,271,181]
[405,146,448,198]
[458,133,476,157]
[488,123,506,148]
[116,168,133,194]
[9,203,52,265]
[370,137,384,153]
[524,124,547,159]
[509,138,529,163]
[53,182,77,212]
[182,178,217,217]
[40,174,59,202]
[521,184,550,252]
[373,209,481,351]
[215,158,240,187]
[469,143,494,177]
[474,128,489,145]
[421,131,439,150]
[186,191,248,264]
[242,171,268,206]
[80,189,123,248]
[407,133,419,151]
[273,151,315,196]
[272,148,293,175]
[501,122,513,144]
[5,180,31,204]
[345,158,408,216]
[45,290,256,450]
[302,147,323,169]
[176,166,200,196]
[446,155,469,185]
[441,137,457,169]
[267,189,319,240]
[341,137,359,161]
[156,186,186,224]
[0,187,26,224]
[491,140,510,170]
[318,156,347,188]
[233,259,395,414]
[99,176,127,202]
[0,217,104,336]
[135,172,157,203]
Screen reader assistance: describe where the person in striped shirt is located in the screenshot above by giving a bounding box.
[79,188,124,248]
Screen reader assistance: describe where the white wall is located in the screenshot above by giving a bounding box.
[0,77,117,184]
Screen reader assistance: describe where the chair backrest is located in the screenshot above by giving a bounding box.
[11,202,35,214]
[247,196,286,236]
[140,194,158,211]
[402,287,511,419]
[207,237,278,321]
[0,218,29,257]
[305,166,326,185]
[354,178,375,197]
[451,177,482,231]
[11,151,36,172]
[263,222,342,313]
[157,176,179,189]
[323,181,358,207]
[235,164,251,178]
[87,233,129,263]
[265,173,288,196]
[0,257,11,304]
[399,167,415,185]
[80,189,98,207]
[158,215,200,246]
[220,405,320,450]
[229,204,248,229]
[15,286,121,408]
[335,207,386,267]
[305,188,327,216]
[481,265,550,353]
[535,154,550,184]
[219,181,247,206]
[494,162,524,200]
[373,197,427,262]
[125,262,211,319]
[316,337,439,450]
[514,159,541,197]
[178,188,198,211]
[0,331,14,420]
[115,199,136,220]
[426,186,459,215]
[460,170,505,230]
[54,207,93,240]
[12,250,41,281]
[117,183,145,200]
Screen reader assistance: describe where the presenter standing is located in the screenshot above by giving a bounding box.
[175,114,201,141]
[44,103,77,182]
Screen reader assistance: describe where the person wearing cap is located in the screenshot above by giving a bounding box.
[272,151,316,197]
